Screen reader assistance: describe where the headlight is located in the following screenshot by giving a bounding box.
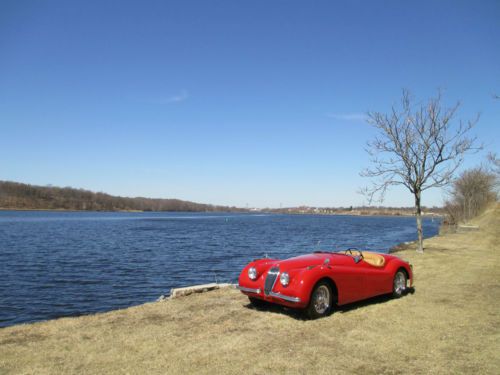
[248,267,257,280]
[280,272,290,286]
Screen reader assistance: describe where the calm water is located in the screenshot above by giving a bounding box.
[0,211,440,327]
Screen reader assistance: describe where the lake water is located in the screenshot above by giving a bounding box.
[0,211,440,327]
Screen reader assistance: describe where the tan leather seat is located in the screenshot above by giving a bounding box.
[345,250,385,267]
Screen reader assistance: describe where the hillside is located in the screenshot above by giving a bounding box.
[0,204,498,374]
[0,181,243,212]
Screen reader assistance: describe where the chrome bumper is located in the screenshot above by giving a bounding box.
[237,285,301,303]
[268,291,301,303]
[236,286,261,294]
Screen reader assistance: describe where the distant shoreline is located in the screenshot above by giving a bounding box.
[0,207,443,218]
[0,207,151,213]
[0,180,444,217]
[273,210,442,218]
[0,207,237,213]
[0,180,245,213]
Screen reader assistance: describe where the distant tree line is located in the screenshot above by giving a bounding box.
[444,154,499,224]
[0,181,245,212]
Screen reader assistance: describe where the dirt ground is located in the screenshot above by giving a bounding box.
[1,205,499,375]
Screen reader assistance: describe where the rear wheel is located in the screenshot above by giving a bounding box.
[392,270,407,298]
[306,281,333,319]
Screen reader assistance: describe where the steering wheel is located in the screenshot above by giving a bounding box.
[346,248,364,263]
[345,247,358,255]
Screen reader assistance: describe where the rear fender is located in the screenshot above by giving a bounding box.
[385,258,413,288]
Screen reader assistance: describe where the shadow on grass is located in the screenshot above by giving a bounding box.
[244,301,306,320]
[244,287,415,320]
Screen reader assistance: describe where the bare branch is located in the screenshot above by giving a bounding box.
[359,89,482,252]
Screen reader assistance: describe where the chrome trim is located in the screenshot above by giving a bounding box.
[248,267,257,280]
[269,291,301,303]
[264,267,280,296]
[237,286,261,294]
[279,272,289,286]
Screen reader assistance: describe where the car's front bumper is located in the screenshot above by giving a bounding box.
[237,285,261,294]
[236,285,301,303]
[268,291,301,303]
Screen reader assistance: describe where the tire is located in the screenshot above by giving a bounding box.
[306,281,333,319]
[248,297,268,308]
[392,270,407,298]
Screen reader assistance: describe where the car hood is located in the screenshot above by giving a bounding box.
[273,253,332,270]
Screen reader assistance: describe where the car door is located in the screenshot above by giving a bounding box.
[358,259,389,297]
[333,256,369,304]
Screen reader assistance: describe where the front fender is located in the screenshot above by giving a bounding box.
[238,259,280,286]
[272,265,336,308]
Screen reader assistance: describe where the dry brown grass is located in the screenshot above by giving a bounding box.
[1,205,499,375]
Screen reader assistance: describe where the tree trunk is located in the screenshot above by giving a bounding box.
[415,191,424,253]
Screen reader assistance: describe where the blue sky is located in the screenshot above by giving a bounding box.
[1,1,499,208]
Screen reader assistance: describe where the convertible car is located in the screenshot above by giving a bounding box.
[237,249,413,319]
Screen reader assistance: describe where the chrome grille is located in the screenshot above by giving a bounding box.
[264,267,279,295]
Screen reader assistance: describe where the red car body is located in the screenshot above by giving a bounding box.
[237,250,413,315]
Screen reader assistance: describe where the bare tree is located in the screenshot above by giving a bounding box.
[485,152,500,196]
[487,152,500,177]
[444,167,497,224]
[361,90,481,252]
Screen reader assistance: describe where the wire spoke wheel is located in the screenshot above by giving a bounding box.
[392,270,407,298]
[313,285,330,314]
[306,282,333,319]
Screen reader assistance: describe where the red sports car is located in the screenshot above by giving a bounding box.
[237,249,413,319]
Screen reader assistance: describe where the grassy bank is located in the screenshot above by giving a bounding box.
[1,205,499,374]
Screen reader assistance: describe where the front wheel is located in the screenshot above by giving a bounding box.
[392,270,407,298]
[306,281,333,319]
